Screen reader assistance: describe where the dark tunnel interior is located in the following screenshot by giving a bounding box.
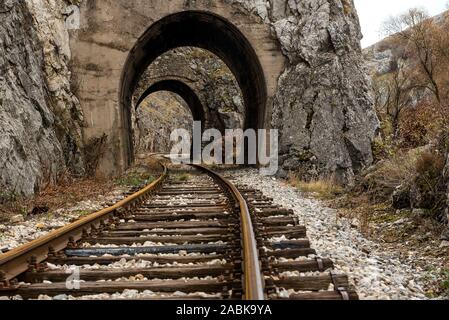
[120,11,267,164]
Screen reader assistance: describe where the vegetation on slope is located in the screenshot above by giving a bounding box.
[292,10,449,293]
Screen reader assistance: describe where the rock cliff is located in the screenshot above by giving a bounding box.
[0,0,84,196]
[134,92,193,154]
[231,0,379,182]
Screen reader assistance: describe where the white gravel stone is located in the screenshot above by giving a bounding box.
[0,186,132,251]
[231,169,439,300]
[36,290,222,300]
[10,215,25,224]
[440,241,449,248]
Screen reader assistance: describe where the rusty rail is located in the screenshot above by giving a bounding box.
[191,164,265,300]
[0,163,168,283]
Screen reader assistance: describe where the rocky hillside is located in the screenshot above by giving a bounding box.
[362,9,449,164]
[134,92,193,154]
[364,11,449,77]
[360,9,449,238]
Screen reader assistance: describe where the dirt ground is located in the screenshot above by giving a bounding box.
[0,155,164,224]
[327,193,449,298]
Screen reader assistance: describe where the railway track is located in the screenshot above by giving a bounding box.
[0,160,358,300]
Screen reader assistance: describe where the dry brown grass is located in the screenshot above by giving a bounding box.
[0,158,165,223]
[0,177,111,223]
[331,148,447,238]
[358,149,421,202]
[289,175,344,199]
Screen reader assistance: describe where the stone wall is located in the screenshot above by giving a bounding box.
[69,0,287,176]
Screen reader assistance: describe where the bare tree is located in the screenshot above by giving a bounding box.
[374,61,412,141]
[383,8,442,103]
[388,65,413,139]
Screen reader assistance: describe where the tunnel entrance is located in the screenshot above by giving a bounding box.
[121,11,268,165]
[136,80,206,124]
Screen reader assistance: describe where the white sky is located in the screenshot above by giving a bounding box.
[354,0,449,48]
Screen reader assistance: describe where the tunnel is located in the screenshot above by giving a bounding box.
[120,10,268,164]
[136,79,207,124]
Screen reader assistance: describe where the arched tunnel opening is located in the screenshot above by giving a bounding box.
[121,11,267,165]
[136,80,206,124]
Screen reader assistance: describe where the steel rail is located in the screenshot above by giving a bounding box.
[0,163,168,283]
[191,164,265,300]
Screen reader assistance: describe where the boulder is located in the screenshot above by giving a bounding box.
[440,240,449,248]
[267,0,379,183]
[10,215,25,224]
[392,185,411,209]
[440,228,449,241]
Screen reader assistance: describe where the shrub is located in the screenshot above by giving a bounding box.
[357,149,420,202]
[413,150,446,219]
[372,136,394,162]
[176,173,191,182]
[399,102,443,149]
[441,271,449,295]
[116,173,155,187]
[416,151,445,178]
[0,190,19,205]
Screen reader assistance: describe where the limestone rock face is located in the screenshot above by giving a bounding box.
[0,0,84,196]
[232,0,379,182]
[26,0,85,175]
[364,46,395,76]
[0,1,63,196]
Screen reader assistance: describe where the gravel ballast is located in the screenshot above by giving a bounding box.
[1,168,445,300]
[0,188,131,252]
[230,169,442,300]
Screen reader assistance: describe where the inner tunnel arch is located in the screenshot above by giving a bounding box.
[136,79,207,124]
[120,10,268,164]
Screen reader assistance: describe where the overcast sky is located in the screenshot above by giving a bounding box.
[354,0,449,48]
